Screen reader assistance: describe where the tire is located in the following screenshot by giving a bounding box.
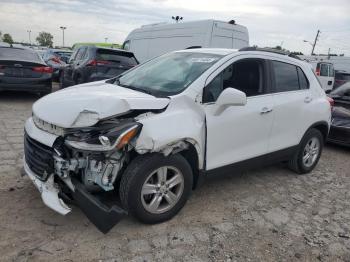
[39,86,52,97]
[120,153,193,224]
[75,74,83,85]
[288,128,324,174]
[59,72,66,89]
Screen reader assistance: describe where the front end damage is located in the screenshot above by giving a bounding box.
[24,114,143,233]
[23,91,206,233]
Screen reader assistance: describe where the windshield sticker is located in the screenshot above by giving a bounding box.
[190,58,217,63]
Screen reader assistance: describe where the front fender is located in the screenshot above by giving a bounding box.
[135,96,205,169]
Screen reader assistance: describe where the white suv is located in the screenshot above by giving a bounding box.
[23,48,331,233]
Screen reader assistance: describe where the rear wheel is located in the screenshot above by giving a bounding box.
[75,74,83,85]
[59,71,66,89]
[288,128,323,174]
[120,153,193,224]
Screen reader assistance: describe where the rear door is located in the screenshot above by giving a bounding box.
[65,47,86,82]
[269,60,313,152]
[317,62,334,91]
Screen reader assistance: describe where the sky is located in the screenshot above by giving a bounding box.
[0,0,349,55]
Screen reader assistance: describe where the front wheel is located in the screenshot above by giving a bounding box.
[120,153,193,224]
[288,128,324,174]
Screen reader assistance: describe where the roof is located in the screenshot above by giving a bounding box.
[176,48,239,56]
[175,48,304,62]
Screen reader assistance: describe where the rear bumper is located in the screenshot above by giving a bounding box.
[327,125,350,146]
[0,82,51,92]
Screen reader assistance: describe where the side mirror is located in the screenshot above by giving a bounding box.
[215,87,247,115]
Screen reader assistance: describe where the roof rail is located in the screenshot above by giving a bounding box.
[239,47,301,60]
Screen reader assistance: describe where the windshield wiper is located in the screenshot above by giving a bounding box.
[116,81,154,96]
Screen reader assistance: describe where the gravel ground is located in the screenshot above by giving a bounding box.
[0,86,350,262]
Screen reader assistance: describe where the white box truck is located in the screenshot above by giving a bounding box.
[122,19,249,63]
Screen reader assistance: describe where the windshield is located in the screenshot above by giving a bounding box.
[116,52,223,97]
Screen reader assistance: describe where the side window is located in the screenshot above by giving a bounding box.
[203,59,265,103]
[320,63,329,77]
[272,61,299,92]
[329,64,335,77]
[68,50,78,63]
[297,67,309,89]
[75,47,86,61]
[122,40,130,51]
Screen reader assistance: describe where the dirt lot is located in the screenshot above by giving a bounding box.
[0,86,350,262]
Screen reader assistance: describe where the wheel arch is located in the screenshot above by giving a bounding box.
[304,121,329,142]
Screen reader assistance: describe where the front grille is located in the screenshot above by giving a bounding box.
[24,132,54,181]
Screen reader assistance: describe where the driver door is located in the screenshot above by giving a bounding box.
[203,57,274,171]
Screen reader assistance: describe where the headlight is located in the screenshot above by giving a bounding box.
[65,121,142,151]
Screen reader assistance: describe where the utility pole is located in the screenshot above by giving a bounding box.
[105,37,108,43]
[328,48,331,59]
[60,26,67,47]
[27,30,31,45]
[311,30,320,55]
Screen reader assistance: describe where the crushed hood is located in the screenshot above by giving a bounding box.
[33,81,170,128]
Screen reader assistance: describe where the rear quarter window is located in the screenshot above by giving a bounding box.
[319,63,329,77]
[96,49,138,66]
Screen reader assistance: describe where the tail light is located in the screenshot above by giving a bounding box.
[87,60,111,66]
[32,66,53,74]
[315,68,320,76]
[327,97,334,109]
[50,56,61,64]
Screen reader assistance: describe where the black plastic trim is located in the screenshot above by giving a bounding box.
[204,146,298,176]
[71,178,127,234]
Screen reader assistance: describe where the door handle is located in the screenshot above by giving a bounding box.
[304,96,313,103]
[260,107,273,114]
[328,81,333,85]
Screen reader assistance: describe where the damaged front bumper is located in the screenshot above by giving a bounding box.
[24,158,71,215]
[23,157,127,233]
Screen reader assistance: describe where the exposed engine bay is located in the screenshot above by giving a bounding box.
[49,116,143,193]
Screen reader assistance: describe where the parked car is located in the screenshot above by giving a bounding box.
[328,82,350,146]
[334,70,350,89]
[23,48,331,233]
[42,49,72,81]
[309,61,335,92]
[60,46,138,88]
[123,19,249,63]
[0,42,11,47]
[0,47,52,95]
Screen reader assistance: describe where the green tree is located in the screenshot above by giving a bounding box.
[36,31,53,47]
[2,33,14,44]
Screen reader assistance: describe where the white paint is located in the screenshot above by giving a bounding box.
[124,20,249,63]
[23,159,71,215]
[27,48,331,173]
[32,80,170,128]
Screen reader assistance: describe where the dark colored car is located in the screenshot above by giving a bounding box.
[60,46,138,88]
[42,49,72,81]
[334,70,350,89]
[328,82,350,146]
[0,47,52,95]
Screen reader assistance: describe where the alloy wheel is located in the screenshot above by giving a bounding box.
[141,166,184,214]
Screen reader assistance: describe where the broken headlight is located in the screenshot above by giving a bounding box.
[65,121,142,151]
